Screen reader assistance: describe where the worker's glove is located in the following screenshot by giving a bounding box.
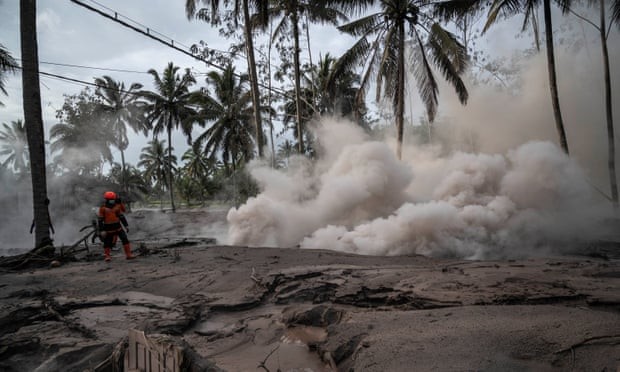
[125,227,130,234]
[99,231,107,239]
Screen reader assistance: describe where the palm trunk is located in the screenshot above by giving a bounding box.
[600,0,618,207]
[292,10,305,154]
[167,118,176,212]
[395,20,405,160]
[120,148,126,195]
[543,0,569,154]
[243,0,264,158]
[305,15,316,112]
[268,19,276,168]
[20,0,52,248]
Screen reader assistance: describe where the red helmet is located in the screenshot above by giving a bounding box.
[103,191,117,200]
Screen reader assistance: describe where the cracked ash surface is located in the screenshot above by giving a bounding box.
[1,209,619,371]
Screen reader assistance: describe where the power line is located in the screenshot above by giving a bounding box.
[13,64,147,97]
[21,59,150,74]
[69,0,291,99]
[69,0,228,72]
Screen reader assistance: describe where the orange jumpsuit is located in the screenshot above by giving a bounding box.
[98,200,134,261]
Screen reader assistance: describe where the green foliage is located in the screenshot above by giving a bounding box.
[192,64,256,172]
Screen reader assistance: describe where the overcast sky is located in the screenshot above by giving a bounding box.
[0,0,357,166]
[0,1,602,169]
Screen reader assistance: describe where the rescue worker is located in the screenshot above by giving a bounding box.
[98,191,135,261]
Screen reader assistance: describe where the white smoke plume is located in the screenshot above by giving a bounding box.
[227,118,615,259]
[227,21,620,259]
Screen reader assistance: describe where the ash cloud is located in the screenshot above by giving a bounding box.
[227,34,620,259]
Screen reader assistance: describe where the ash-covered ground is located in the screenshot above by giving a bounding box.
[0,207,619,371]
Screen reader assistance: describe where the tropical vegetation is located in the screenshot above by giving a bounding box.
[3,0,619,249]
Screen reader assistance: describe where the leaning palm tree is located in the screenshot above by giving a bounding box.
[142,62,198,212]
[138,139,177,209]
[192,65,256,174]
[483,0,572,154]
[334,0,469,159]
[0,119,29,175]
[185,0,268,157]
[94,75,148,196]
[0,43,17,107]
[268,0,349,154]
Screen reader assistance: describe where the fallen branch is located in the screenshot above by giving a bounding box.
[61,229,96,257]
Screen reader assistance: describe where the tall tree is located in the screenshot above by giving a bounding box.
[50,89,114,176]
[138,139,176,209]
[334,0,469,159]
[185,0,267,157]
[0,43,17,107]
[483,0,572,154]
[313,53,365,121]
[94,76,147,197]
[142,62,198,213]
[192,65,256,173]
[568,1,617,206]
[20,0,52,248]
[269,0,348,154]
[0,120,29,175]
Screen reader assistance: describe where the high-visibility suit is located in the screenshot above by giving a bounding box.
[98,192,135,261]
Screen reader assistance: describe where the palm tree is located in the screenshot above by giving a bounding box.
[20,0,52,248]
[185,0,267,157]
[108,163,149,210]
[142,62,198,212]
[138,139,177,209]
[192,64,256,173]
[94,75,147,196]
[569,1,619,207]
[0,120,29,175]
[312,53,366,121]
[182,142,211,181]
[483,0,571,154]
[268,0,348,154]
[0,43,17,107]
[334,0,469,159]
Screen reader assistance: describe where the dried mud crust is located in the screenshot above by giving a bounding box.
[1,242,619,371]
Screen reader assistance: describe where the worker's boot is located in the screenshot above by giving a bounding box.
[123,244,135,260]
[104,248,111,262]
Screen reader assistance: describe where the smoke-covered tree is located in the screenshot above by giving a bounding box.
[138,139,177,209]
[333,0,469,159]
[50,89,114,176]
[94,75,148,197]
[142,62,198,213]
[567,1,618,207]
[268,0,348,154]
[107,163,149,210]
[482,0,572,155]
